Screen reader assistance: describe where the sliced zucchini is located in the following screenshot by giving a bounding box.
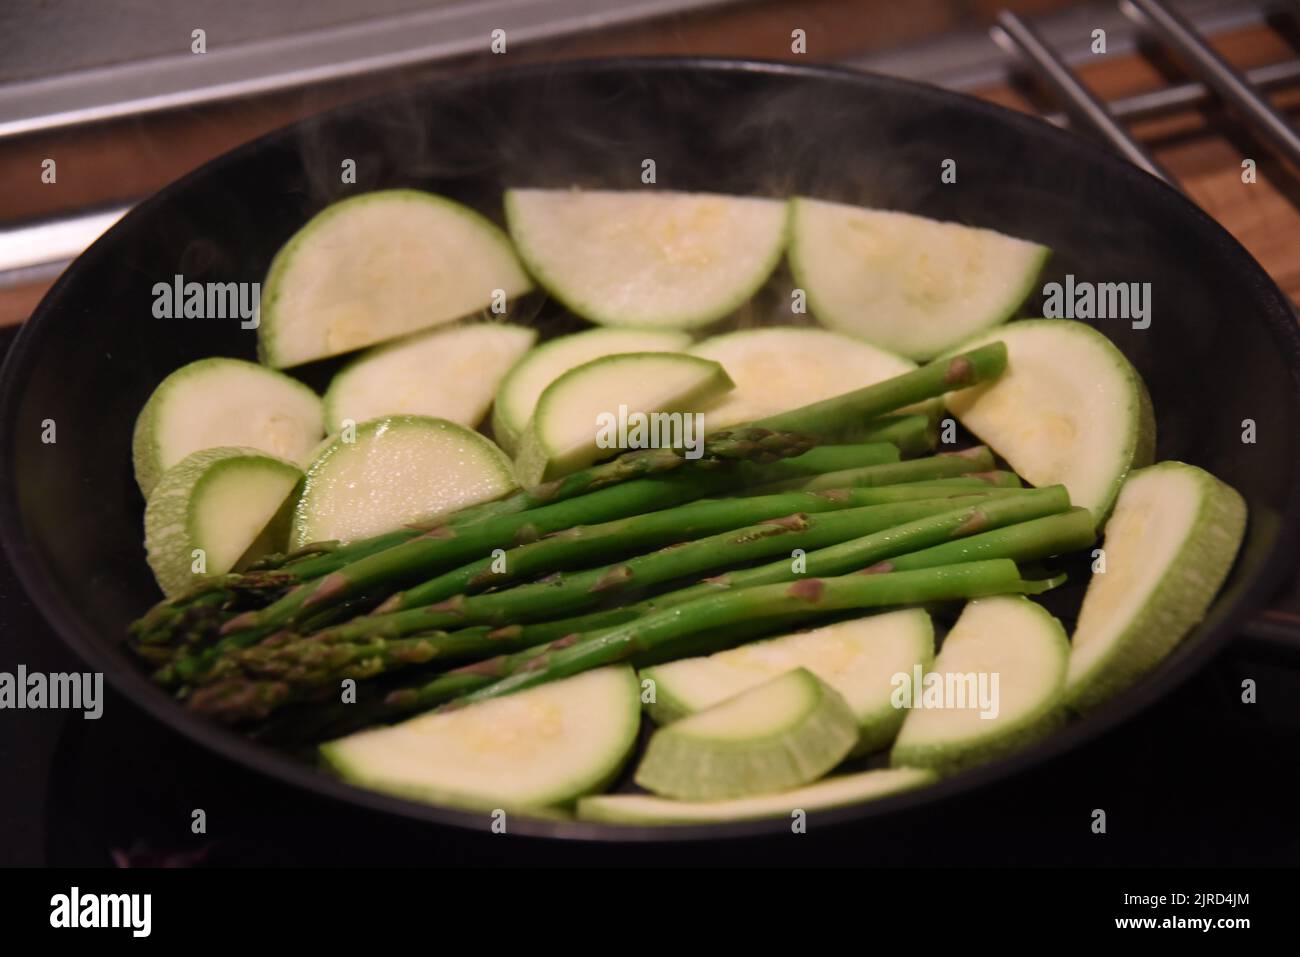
[789,197,1048,359]
[944,320,1155,522]
[491,327,692,453]
[323,322,536,433]
[688,326,918,430]
[577,767,936,824]
[1065,462,1247,711]
[513,352,733,486]
[891,596,1068,774]
[642,609,934,755]
[634,668,858,801]
[322,666,640,810]
[132,357,324,496]
[259,190,532,368]
[291,415,515,548]
[144,447,302,597]
[504,188,788,329]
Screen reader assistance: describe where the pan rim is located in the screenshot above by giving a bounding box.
[3,54,1299,843]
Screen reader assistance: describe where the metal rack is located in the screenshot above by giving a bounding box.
[993,0,1300,196]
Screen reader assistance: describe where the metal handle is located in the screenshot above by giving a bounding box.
[1121,0,1300,168]
[992,10,1173,181]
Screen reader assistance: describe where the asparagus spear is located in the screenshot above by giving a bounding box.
[901,473,1023,489]
[197,558,1056,725]
[449,485,1075,646]
[869,507,1097,572]
[854,414,937,456]
[186,626,508,724]
[241,512,1093,731]
[745,446,996,495]
[260,494,1015,645]
[406,559,1062,714]
[186,487,1065,701]
[365,484,1009,611]
[749,343,1006,435]
[216,617,810,732]
[235,508,1090,733]
[447,425,818,521]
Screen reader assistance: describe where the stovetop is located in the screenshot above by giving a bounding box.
[2,312,1298,866]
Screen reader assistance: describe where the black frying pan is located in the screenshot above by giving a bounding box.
[2,58,1298,841]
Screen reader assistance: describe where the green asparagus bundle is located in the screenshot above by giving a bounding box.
[239,506,1094,738]
[183,493,1002,685]
[189,558,1059,724]
[182,490,1078,720]
[431,496,1093,652]
[312,487,1060,640]
[361,484,1014,609]
[178,471,1030,688]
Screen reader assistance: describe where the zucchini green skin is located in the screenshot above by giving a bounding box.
[576,768,938,824]
[258,189,530,368]
[641,609,935,757]
[787,196,1051,360]
[491,327,693,454]
[634,668,859,801]
[942,319,1156,527]
[512,351,734,486]
[890,596,1070,776]
[504,189,790,330]
[132,357,322,496]
[144,447,303,597]
[290,414,516,549]
[322,323,536,433]
[1064,462,1247,712]
[321,666,642,811]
